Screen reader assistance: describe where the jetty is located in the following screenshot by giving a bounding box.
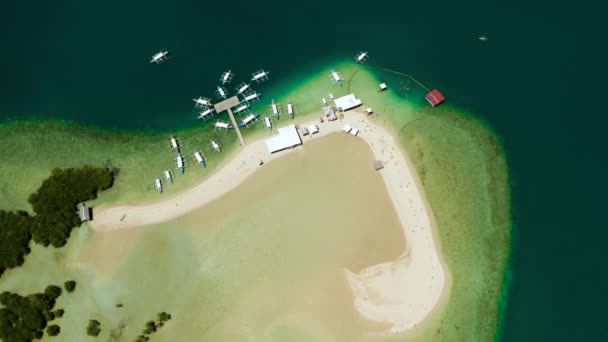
[214,96,245,146]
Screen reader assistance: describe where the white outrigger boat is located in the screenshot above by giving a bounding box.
[164,170,173,184]
[198,107,215,120]
[220,70,234,84]
[233,103,249,114]
[242,91,261,103]
[478,35,488,42]
[354,51,369,64]
[168,135,180,152]
[150,51,169,64]
[154,177,163,193]
[193,97,212,108]
[216,86,227,99]
[270,99,279,118]
[175,153,185,174]
[329,70,343,86]
[287,102,294,119]
[210,140,221,152]
[251,69,270,83]
[192,150,206,167]
[236,83,250,95]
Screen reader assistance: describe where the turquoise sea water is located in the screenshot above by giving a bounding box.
[1,0,605,341]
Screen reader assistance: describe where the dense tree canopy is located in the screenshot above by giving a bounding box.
[64,280,76,293]
[0,285,63,341]
[0,167,114,277]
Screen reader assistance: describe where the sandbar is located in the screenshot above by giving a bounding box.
[89,110,447,333]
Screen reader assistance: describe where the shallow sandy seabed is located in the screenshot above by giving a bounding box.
[91,109,448,333]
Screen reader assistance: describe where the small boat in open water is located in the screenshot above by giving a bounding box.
[150,51,169,64]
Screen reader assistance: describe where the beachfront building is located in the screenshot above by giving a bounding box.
[265,124,302,153]
[425,89,445,107]
[333,94,362,112]
[77,203,92,222]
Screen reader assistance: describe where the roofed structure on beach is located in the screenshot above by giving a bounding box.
[425,90,445,107]
[265,124,302,153]
[77,203,91,222]
[333,94,362,112]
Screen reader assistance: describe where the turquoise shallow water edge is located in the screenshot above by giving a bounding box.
[1,0,606,340]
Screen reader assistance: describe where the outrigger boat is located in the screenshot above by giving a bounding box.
[242,91,261,103]
[329,70,343,86]
[287,102,294,119]
[220,70,234,84]
[154,177,163,193]
[236,83,250,95]
[354,51,369,64]
[164,170,173,184]
[251,69,270,83]
[227,113,260,129]
[150,51,168,64]
[478,35,488,42]
[193,150,206,167]
[216,86,227,99]
[193,97,212,108]
[198,107,215,120]
[175,153,185,174]
[210,140,221,152]
[233,103,249,114]
[169,135,180,152]
[271,99,279,118]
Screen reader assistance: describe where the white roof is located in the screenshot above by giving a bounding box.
[308,124,319,134]
[334,94,362,111]
[265,124,302,153]
[194,152,203,162]
[343,124,352,132]
[243,114,256,124]
[215,122,229,128]
[350,128,359,136]
[264,117,271,128]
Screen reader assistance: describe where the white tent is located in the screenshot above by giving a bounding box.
[265,124,302,153]
[333,94,362,111]
[308,124,319,134]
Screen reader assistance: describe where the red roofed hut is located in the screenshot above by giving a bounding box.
[425,90,445,107]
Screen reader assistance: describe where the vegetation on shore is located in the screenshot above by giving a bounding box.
[0,167,114,277]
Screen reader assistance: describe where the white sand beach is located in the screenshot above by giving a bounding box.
[89,109,447,334]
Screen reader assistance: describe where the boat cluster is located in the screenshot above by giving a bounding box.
[195,69,270,122]
[153,135,222,194]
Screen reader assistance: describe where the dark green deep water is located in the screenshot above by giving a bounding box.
[1,0,605,340]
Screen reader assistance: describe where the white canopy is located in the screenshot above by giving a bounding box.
[350,128,359,136]
[308,124,319,134]
[343,124,352,132]
[266,124,302,153]
[334,94,362,111]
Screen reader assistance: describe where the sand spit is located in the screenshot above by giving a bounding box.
[89,110,446,334]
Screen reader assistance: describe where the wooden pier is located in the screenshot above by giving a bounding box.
[214,96,245,146]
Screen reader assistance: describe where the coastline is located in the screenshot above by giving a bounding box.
[89,109,448,333]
